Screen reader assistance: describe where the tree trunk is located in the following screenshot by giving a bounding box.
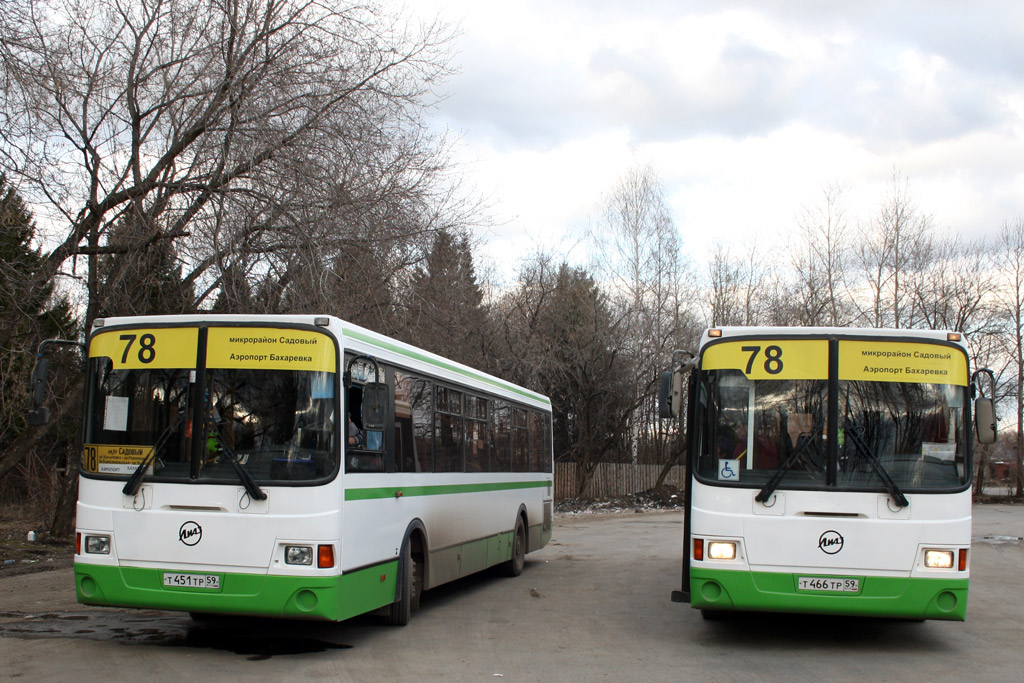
[50,463,79,537]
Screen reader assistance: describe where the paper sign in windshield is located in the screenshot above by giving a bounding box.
[82,444,154,475]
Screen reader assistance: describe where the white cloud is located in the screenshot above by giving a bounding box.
[399,0,1024,278]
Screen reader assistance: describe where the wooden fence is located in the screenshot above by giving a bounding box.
[554,462,685,500]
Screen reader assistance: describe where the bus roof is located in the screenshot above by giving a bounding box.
[700,326,967,351]
[91,314,551,409]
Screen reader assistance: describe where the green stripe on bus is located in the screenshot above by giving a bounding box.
[690,566,968,620]
[345,479,551,501]
[342,327,550,405]
[75,561,399,622]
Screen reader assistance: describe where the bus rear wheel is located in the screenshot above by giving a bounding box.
[501,516,526,577]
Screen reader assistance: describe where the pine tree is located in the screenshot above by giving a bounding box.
[404,230,488,366]
[0,172,78,509]
[95,213,195,318]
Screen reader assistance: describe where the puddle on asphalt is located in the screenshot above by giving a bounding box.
[0,610,353,659]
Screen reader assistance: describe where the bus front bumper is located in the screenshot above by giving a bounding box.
[690,567,968,620]
[74,561,398,621]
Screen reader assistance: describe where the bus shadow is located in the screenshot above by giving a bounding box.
[0,561,540,658]
[690,611,949,653]
[416,561,536,614]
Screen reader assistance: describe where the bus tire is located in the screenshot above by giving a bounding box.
[410,550,423,613]
[501,516,526,577]
[387,542,415,626]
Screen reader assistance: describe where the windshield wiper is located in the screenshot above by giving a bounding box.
[122,412,185,496]
[205,417,268,501]
[844,426,909,509]
[755,429,821,503]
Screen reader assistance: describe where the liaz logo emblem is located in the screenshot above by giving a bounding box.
[179,521,202,546]
[818,530,844,554]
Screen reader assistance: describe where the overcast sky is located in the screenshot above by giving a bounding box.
[402,0,1024,279]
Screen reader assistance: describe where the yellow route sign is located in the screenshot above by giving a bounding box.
[205,327,336,372]
[838,340,967,385]
[702,339,828,380]
[89,328,198,369]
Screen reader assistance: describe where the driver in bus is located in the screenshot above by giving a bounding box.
[348,418,363,447]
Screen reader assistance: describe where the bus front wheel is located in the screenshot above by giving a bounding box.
[387,542,421,626]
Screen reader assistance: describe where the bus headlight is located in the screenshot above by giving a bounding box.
[85,535,111,554]
[924,549,954,569]
[285,546,313,565]
[707,541,737,561]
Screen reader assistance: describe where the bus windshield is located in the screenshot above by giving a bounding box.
[83,325,338,484]
[694,337,970,493]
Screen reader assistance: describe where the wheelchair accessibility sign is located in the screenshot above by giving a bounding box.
[718,459,741,481]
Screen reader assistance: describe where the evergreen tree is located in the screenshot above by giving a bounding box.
[0,172,78,513]
[95,212,195,318]
[403,230,488,367]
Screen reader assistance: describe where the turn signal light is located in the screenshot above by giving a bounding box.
[958,548,968,572]
[318,544,335,569]
[694,538,704,561]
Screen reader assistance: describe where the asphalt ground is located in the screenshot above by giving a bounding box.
[0,504,1021,682]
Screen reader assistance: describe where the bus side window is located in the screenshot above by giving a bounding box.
[345,383,385,473]
[434,385,463,472]
[394,371,418,472]
[529,410,546,472]
[465,395,489,472]
[412,378,433,472]
[492,401,511,471]
[511,408,529,472]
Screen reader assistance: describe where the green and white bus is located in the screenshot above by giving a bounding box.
[69,314,553,623]
[660,327,997,620]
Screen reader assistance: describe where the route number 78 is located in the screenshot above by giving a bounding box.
[741,345,784,375]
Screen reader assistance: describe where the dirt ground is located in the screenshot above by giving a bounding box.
[0,509,75,579]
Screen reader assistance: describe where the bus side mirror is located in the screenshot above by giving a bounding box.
[361,382,389,431]
[27,357,51,426]
[659,370,683,419]
[975,397,996,444]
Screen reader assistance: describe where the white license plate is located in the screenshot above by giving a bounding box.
[162,572,221,589]
[797,576,860,592]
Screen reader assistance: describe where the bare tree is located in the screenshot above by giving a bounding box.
[0,0,454,339]
[705,243,745,327]
[589,160,698,481]
[852,169,932,328]
[790,182,851,326]
[997,217,1024,497]
[911,235,994,335]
